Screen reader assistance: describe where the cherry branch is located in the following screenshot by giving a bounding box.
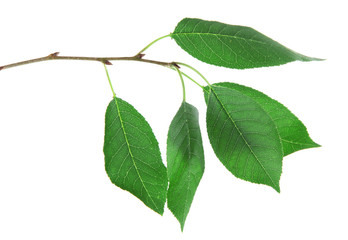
[0,52,175,71]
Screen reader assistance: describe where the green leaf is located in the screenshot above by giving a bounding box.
[206,86,283,192]
[167,102,204,231]
[103,97,168,215]
[172,18,321,69]
[205,82,320,156]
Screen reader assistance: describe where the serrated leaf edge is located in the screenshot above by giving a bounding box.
[209,87,281,192]
[167,102,204,230]
[208,83,320,155]
[112,97,162,214]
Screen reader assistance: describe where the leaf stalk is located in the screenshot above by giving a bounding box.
[173,66,186,102]
[175,62,211,86]
[103,64,116,98]
[136,34,172,55]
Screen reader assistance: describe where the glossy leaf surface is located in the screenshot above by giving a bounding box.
[167,102,204,231]
[172,18,320,69]
[104,97,168,215]
[205,82,320,156]
[206,86,283,191]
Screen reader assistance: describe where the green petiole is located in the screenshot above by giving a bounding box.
[103,63,116,98]
[137,34,172,55]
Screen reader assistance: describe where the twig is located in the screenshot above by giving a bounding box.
[0,52,175,71]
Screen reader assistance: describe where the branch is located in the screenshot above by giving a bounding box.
[0,52,174,71]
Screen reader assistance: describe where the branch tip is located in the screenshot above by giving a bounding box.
[0,66,3,71]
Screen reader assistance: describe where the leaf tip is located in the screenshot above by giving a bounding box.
[180,223,185,232]
[311,56,326,61]
[304,139,321,150]
[301,55,325,62]
[269,180,281,193]
[168,203,188,231]
[274,184,281,193]
[178,216,186,232]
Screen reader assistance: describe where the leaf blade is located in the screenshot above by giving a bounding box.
[167,102,204,231]
[104,97,168,215]
[172,18,321,69]
[204,82,320,156]
[206,86,283,191]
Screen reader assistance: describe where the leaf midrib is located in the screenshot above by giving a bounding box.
[114,97,159,212]
[210,88,278,189]
[182,103,192,227]
[183,103,192,160]
[282,138,318,146]
[172,32,267,45]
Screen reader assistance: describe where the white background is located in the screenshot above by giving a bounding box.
[0,0,347,239]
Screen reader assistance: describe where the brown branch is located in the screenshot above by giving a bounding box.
[0,52,174,71]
